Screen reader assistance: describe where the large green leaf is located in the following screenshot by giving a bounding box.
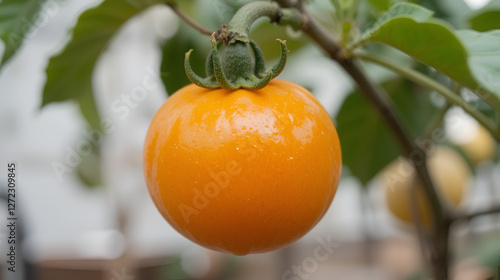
[457,29,500,109]
[469,0,500,32]
[470,10,500,32]
[417,0,471,28]
[355,3,500,113]
[160,22,207,95]
[0,0,48,66]
[366,0,471,25]
[336,92,399,185]
[42,0,168,128]
[337,79,437,185]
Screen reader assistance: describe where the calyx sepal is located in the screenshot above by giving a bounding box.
[185,33,288,90]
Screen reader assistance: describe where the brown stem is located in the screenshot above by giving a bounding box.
[409,175,432,264]
[453,204,500,221]
[168,4,214,36]
[431,222,451,280]
[335,33,452,280]
[336,44,448,233]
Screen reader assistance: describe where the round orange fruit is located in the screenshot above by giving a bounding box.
[143,79,342,255]
[459,125,497,165]
[382,146,470,227]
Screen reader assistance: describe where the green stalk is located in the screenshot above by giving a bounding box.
[422,103,451,140]
[185,1,303,90]
[330,0,344,23]
[228,1,303,43]
[346,0,360,22]
[354,51,500,141]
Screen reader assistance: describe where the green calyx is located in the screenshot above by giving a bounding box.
[183,1,302,90]
[185,34,287,90]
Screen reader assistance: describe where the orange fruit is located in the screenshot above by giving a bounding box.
[143,79,342,255]
[382,146,470,227]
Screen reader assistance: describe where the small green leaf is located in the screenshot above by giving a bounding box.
[42,0,168,128]
[337,79,437,185]
[470,10,500,32]
[355,3,500,113]
[160,22,208,95]
[0,0,48,66]
[76,142,102,188]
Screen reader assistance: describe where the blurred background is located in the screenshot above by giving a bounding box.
[1,0,500,279]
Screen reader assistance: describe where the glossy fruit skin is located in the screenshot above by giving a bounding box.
[143,79,342,255]
[382,146,470,227]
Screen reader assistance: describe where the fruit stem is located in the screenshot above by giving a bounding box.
[223,1,303,44]
[168,3,213,36]
[185,1,302,90]
[453,204,500,221]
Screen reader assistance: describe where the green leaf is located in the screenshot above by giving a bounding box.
[417,0,471,28]
[42,0,168,128]
[336,92,399,185]
[468,0,500,32]
[456,29,500,107]
[336,79,437,185]
[470,10,500,32]
[355,3,500,113]
[366,0,395,11]
[160,22,208,95]
[0,0,48,66]
[76,142,102,188]
[363,3,434,35]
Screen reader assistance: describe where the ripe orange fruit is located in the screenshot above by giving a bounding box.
[382,146,470,227]
[143,79,342,255]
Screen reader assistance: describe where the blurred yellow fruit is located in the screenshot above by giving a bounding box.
[382,146,471,226]
[459,126,497,165]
